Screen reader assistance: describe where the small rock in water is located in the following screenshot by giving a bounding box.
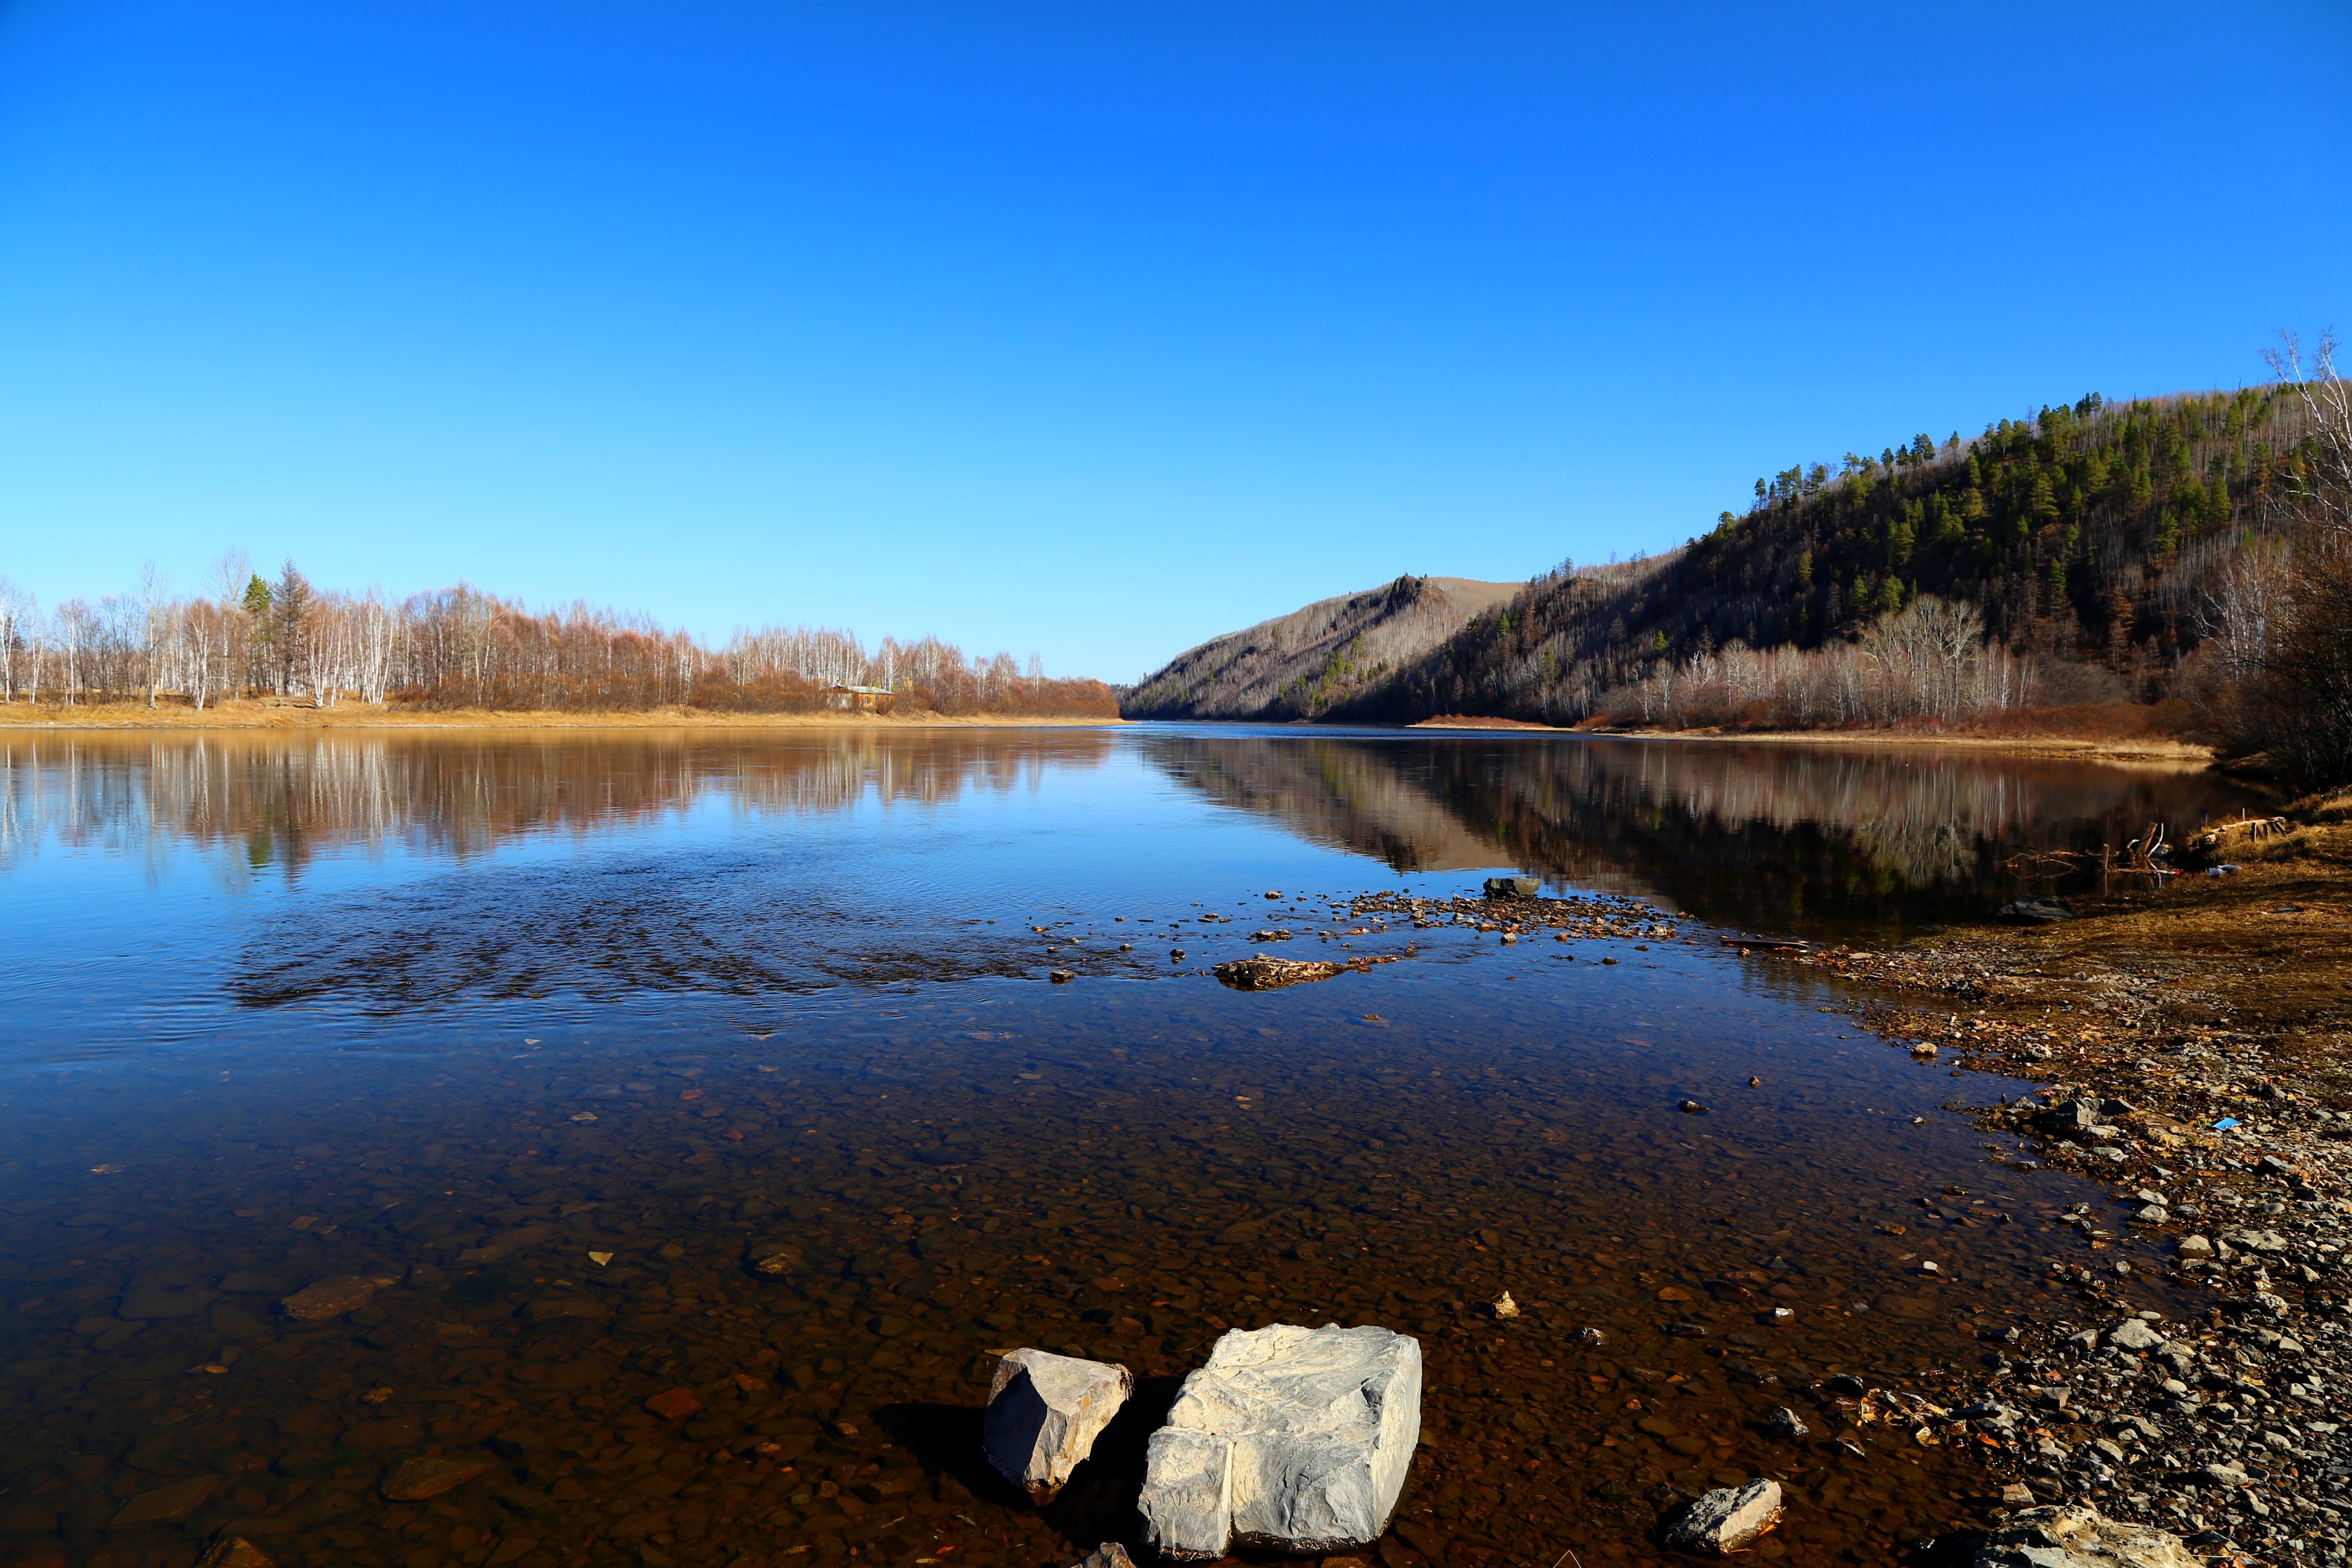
[1484,875,1539,897]
[1677,1099,1707,1114]
[748,1240,803,1276]
[1763,1406,1809,1439]
[1138,1322,1422,1561]
[645,1387,702,1421]
[1578,1326,1605,1345]
[279,1276,378,1321]
[1490,1291,1518,1320]
[107,1475,221,1529]
[1056,1546,1137,1568]
[1663,1478,1783,1555]
[380,1455,494,1501]
[197,1540,276,1568]
[983,1348,1133,1504]
[1049,968,1075,983]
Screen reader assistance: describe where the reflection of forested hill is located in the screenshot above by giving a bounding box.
[1145,734,2263,937]
[0,730,1115,874]
[1132,733,1505,872]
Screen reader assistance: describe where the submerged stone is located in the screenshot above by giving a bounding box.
[1662,1478,1783,1554]
[381,1456,496,1501]
[106,1475,220,1530]
[279,1276,378,1321]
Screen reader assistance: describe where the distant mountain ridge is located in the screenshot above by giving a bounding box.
[1121,576,1519,721]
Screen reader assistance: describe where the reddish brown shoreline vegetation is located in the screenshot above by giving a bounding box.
[0,564,1119,722]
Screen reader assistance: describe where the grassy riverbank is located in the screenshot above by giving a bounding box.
[0,698,1127,731]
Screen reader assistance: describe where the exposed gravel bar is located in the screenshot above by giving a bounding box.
[1744,875,2352,1565]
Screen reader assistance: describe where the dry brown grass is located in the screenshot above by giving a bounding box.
[0,698,1125,731]
[1927,788,2352,1032]
[1530,716,2215,763]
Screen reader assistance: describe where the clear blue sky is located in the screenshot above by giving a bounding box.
[3,1,2346,681]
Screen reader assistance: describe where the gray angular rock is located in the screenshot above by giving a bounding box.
[1662,1478,1783,1555]
[2049,1099,2104,1132]
[1971,1503,2196,1567]
[1137,1323,1422,1561]
[982,1348,1132,1504]
[2105,1319,2163,1352]
[1762,1406,1809,1439]
[2219,1226,2289,1254]
[1057,1546,1138,1568]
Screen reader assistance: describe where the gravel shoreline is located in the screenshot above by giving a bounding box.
[1773,928,2352,1565]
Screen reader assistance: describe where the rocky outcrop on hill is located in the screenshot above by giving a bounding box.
[1121,576,1518,721]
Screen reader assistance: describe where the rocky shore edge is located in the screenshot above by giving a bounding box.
[1757,821,2350,1565]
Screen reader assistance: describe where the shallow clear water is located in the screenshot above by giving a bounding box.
[0,727,2260,1568]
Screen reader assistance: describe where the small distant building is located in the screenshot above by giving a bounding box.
[823,684,898,713]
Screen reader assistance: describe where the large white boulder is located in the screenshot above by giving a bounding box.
[1138,1323,1422,1560]
[982,1348,1132,1503]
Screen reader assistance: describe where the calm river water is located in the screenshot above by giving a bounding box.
[0,726,2264,1568]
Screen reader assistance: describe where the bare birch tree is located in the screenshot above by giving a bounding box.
[2265,330,2352,542]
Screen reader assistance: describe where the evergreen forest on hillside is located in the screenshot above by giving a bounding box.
[1314,380,2335,744]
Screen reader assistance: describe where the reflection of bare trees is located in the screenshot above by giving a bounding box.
[1145,734,2259,930]
[0,731,1115,874]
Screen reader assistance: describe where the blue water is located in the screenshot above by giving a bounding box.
[0,725,2253,1565]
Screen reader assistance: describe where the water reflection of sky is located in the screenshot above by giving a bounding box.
[0,727,2262,1063]
[0,727,2222,1565]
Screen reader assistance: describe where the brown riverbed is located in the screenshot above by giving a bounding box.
[0,728,2293,1568]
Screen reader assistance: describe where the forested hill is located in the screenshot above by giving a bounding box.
[1322,385,2317,724]
[1122,576,1517,719]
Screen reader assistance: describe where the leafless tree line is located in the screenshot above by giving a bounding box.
[2237,331,2352,790]
[1606,596,2042,729]
[0,556,1116,718]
